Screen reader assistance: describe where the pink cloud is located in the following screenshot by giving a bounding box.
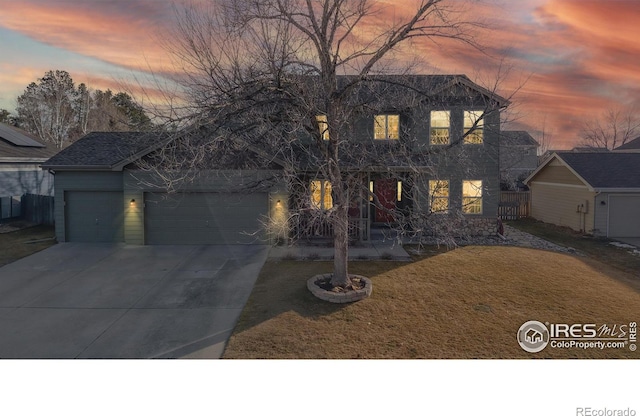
[2,0,639,150]
[0,1,173,73]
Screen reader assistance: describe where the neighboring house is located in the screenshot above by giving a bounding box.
[0,123,57,219]
[43,75,509,245]
[499,130,539,189]
[524,152,640,238]
[613,136,640,152]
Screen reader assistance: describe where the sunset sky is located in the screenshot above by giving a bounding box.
[1,0,639,149]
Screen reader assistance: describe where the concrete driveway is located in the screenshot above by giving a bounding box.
[0,243,269,359]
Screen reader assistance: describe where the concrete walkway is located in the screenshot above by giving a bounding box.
[0,243,269,359]
[613,238,640,249]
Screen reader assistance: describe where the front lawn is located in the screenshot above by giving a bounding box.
[508,218,640,275]
[223,246,640,358]
[0,224,56,267]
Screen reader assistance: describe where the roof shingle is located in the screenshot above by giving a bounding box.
[42,132,163,170]
[557,152,640,189]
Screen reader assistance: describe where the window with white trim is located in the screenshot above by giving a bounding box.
[462,180,483,214]
[430,111,450,145]
[310,180,333,210]
[429,180,449,213]
[463,110,484,144]
[374,114,400,140]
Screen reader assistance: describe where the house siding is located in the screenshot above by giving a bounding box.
[530,182,595,232]
[593,193,608,237]
[0,163,54,197]
[532,163,585,185]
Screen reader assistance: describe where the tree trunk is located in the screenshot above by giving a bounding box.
[331,203,351,288]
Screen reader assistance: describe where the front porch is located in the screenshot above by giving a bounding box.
[290,173,408,244]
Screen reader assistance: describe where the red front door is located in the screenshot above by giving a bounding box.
[374,179,397,223]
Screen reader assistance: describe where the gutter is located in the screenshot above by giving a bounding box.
[40,165,115,171]
[593,187,640,193]
[0,157,50,163]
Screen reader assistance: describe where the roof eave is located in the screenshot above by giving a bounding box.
[441,75,511,107]
[40,164,116,171]
[594,187,640,193]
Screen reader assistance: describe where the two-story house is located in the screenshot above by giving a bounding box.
[42,75,508,244]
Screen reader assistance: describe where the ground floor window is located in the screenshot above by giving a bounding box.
[310,180,333,210]
[462,180,483,214]
[429,180,449,213]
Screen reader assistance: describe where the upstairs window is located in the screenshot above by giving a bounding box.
[374,114,400,140]
[463,110,484,144]
[429,180,449,213]
[462,180,483,214]
[316,115,329,141]
[310,180,333,210]
[430,111,450,145]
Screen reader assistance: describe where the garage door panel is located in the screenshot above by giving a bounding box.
[65,191,124,243]
[144,192,267,244]
[609,195,640,238]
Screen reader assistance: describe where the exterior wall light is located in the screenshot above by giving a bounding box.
[130,199,136,205]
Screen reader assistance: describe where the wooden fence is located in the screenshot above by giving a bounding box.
[21,194,55,225]
[0,196,22,220]
[498,191,530,220]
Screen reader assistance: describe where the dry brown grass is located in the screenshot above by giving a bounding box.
[0,225,56,267]
[224,246,640,359]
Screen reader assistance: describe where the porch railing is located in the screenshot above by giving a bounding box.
[292,212,368,242]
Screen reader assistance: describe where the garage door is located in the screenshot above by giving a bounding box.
[609,195,640,238]
[65,191,124,242]
[144,192,268,244]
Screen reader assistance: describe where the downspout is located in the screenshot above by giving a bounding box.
[593,191,600,235]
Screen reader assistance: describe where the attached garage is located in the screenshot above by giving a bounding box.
[526,152,640,238]
[144,192,268,244]
[65,191,124,242]
[607,195,640,238]
[42,133,287,245]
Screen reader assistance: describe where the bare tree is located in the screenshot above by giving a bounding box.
[16,70,79,149]
[146,0,510,289]
[15,70,153,148]
[579,107,640,150]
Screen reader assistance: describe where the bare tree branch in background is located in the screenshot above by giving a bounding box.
[579,107,640,150]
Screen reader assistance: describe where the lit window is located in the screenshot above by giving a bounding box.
[310,180,333,210]
[463,111,484,144]
[369,180,374,201]
[374,114,400,140]
[462,180,483,214]
[429,180,449,213]
[397,181,402,202]
[316,115,329,141]
[430,111,450,145]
